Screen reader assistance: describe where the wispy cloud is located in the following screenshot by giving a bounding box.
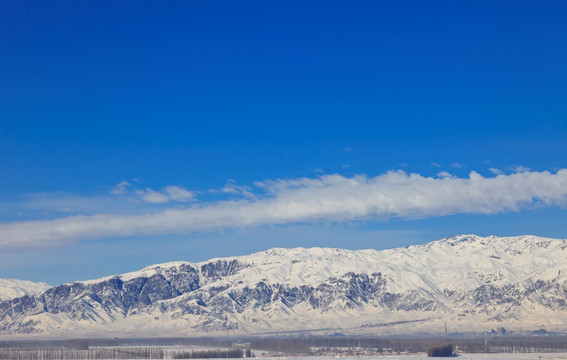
[436,171,453,178]
[213,180,255,199]
[0,182,198,219]
[136,186,194,204]
[489,168,504,175]
[110,181,195,204]
[110,180,132,195]
[1,169,567,250]
[510,165,531,173]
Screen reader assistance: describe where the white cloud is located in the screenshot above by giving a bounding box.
[216,180,255,199]
[436,171,453,178]
[511,165,531,173]
[163,186,194,202]
[431,162,442,167]
[451,162,465,168]
[136,186,194,203]
[3,192,140,217]
[110,181,131,195]
[1,169,567,249]
[136,188,170,203]
[110,180,195,204]
[489,168,504,175]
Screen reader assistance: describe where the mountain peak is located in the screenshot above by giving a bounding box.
[439,234,483,246]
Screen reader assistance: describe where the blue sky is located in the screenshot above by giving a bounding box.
[1,1,566,285]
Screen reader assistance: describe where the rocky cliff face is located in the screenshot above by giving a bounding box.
[1,235,566,337]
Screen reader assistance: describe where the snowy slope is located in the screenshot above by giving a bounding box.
[0,279,51,302]
[1,235,566,337]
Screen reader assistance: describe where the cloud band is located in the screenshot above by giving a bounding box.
[1,169,567,249]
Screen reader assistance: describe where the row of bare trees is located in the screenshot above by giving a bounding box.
[0,347,164,360]
[248,335,567,355]
[173,349,251,359]
[1,335,567,358]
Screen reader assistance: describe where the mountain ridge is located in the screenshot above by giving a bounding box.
[1,234,566,338]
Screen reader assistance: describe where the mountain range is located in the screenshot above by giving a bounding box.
[1,234,566,338]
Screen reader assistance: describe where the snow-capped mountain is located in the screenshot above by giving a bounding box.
[1,235,566,338]
[0,279,51,302]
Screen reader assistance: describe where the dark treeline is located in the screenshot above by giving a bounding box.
[428,343,453,357]
[173,349,247,359]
